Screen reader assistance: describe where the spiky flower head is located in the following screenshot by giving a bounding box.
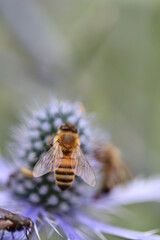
[0,99,160,240]
[9,100,95,212]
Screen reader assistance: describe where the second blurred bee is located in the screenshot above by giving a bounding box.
[94,143,132,198]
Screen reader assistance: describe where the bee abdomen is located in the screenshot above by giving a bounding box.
[56,180,73,191]
[56,175,73,183]
[55,158,76,191]
[55,168,74,175]
[55,169,75,191]
[56,177,74,190]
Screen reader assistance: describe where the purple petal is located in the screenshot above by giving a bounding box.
[0,191,40,221]
[34,222,41,240]
[40,209,63,238]
[0,191,24,211]
[20,204,41,221]
[21,205,44,240]
[76,213,160,240]
[54,215,83,240]
[45,217,63,237]
[93,176,160,209]
[1,231,25,240]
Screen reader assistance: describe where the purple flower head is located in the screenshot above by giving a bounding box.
[0,99,160,240]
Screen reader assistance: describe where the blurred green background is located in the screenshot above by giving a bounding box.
[0,0,160,239]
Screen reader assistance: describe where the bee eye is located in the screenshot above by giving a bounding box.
[60,125,69,131]
[59,123,78,133]
[71,127,78,133]
[25,218,32,228]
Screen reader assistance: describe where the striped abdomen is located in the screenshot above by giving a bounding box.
[54,156,76,191]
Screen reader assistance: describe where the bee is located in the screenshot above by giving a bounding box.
[33,123,96,191]
[94,143,132,198]
[0,208,33,240]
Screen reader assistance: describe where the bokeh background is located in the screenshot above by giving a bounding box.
[0,0,160,239]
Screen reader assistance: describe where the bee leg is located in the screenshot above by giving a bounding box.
[94,186,111,199]
[11,232,15,240]
[6,172,18,187]
[19,167,33,178]
[24,229,29,240]
[0,230,5,240]
[102,186,111,194]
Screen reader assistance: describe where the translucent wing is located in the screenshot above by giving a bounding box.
[0,208,12,219]
[116,160,132,181]
[33,141,62,177]
[33,147,54,177]
[106,159,132,188]
[54,144,63,170]
[73,146,96,187]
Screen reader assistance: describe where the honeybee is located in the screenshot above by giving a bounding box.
[33,123,96,191]
[0,208,33,240]
[94,143,132,197]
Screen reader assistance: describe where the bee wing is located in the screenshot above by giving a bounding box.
[33,141,62,177]
[72,147,96,187]
[0,208,14,230]
[33,147,55,177]
[118,160,132,181]
[54,145,63,170]
[0,208,12,218]
[106,160,132,188]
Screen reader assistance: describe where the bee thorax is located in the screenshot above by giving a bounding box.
[61,134,76,148]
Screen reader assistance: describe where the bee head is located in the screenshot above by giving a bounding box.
[24,218,33,230]
[94,144,121,163]
[59,123,78,134]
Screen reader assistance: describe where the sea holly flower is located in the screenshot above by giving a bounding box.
[0,99,160,240]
